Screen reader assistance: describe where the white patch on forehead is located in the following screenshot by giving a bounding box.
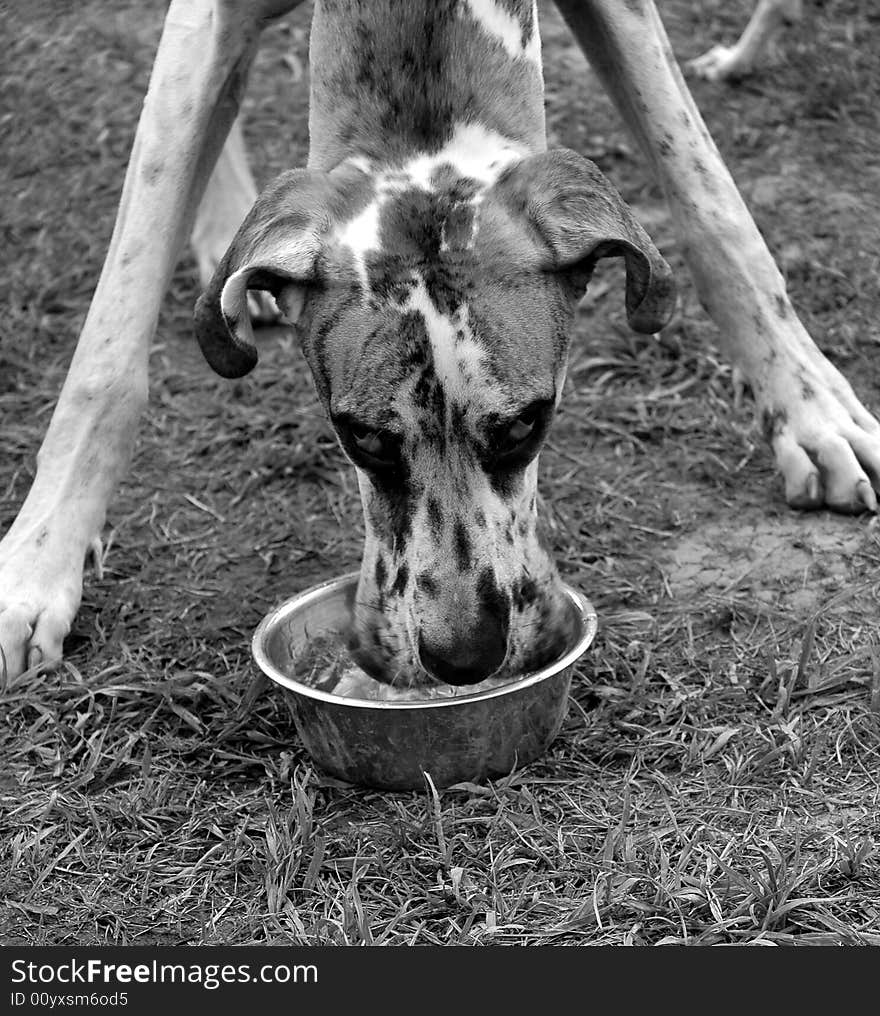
[404,276,509,413]
[464,0,542,69]
[410,280,481,395]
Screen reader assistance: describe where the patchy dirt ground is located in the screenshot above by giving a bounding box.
[1,0,879,945]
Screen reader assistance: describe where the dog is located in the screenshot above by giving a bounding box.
[688,0,803,81]
[1,0,878,688]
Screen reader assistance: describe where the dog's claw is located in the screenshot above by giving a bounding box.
[856,480,877,514]
[731,366,747,411]
[87,536,104,580]
[786,471,822,510]
[806,473,821,505]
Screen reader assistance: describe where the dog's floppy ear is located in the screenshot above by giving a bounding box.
[498,148,676,334]
[194,166,365,378]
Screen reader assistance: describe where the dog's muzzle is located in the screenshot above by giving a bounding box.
[416,610,509,685]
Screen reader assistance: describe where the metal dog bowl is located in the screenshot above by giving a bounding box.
[252,572,597,791]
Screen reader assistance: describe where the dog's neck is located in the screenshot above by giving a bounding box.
[306,0,546,173]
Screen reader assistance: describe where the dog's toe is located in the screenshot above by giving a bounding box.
[774,425,880,515]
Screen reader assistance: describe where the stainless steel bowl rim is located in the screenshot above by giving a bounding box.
[252,571,598,711]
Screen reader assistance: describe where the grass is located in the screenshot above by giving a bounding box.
[1,0,879,945]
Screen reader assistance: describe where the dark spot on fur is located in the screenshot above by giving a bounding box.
[366,259,417,303]
[488,464,524,499]
[453,518,472,572]
[423,259,470,317]
[761,407,788,443]
[391,563,409,597]
[374,555,388,590]
[477,566,510,624]
[397,311,431,367]
[775,295,788,319]
[417,571,439,597]
[366,459,416,545]
[427,497,445,541]
[300,286,360,402]
[513,575,539,612]
[450,404,466,436]
[412,361,448,445]
[430,165,479,203]
[143,160,164,185]
[380,187,443,262]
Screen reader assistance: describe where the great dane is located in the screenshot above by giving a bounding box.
[1,0,877,688]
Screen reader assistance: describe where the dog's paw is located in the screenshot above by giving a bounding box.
[759,353,880,515]
[0,594,75,683]
[687,44,751,82]
[0,527,88,683]
[0,603,66,682]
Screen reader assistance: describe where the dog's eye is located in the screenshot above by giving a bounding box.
[351,423,384,456]
[498,403,546,452]
[506,410,539,445]
[489,400,552,468]
[345,420,400,468]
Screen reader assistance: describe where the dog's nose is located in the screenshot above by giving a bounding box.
[417,623,507,686]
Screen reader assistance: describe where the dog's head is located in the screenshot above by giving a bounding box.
[195,144,674,687]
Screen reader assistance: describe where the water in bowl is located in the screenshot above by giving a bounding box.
[291,628,518,702]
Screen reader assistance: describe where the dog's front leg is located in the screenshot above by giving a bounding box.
[0,0,299,680]
[555,0,880,514]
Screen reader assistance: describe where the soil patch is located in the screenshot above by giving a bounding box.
[667,510,871,613]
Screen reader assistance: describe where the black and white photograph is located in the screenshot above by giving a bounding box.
[1,0,878,971]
